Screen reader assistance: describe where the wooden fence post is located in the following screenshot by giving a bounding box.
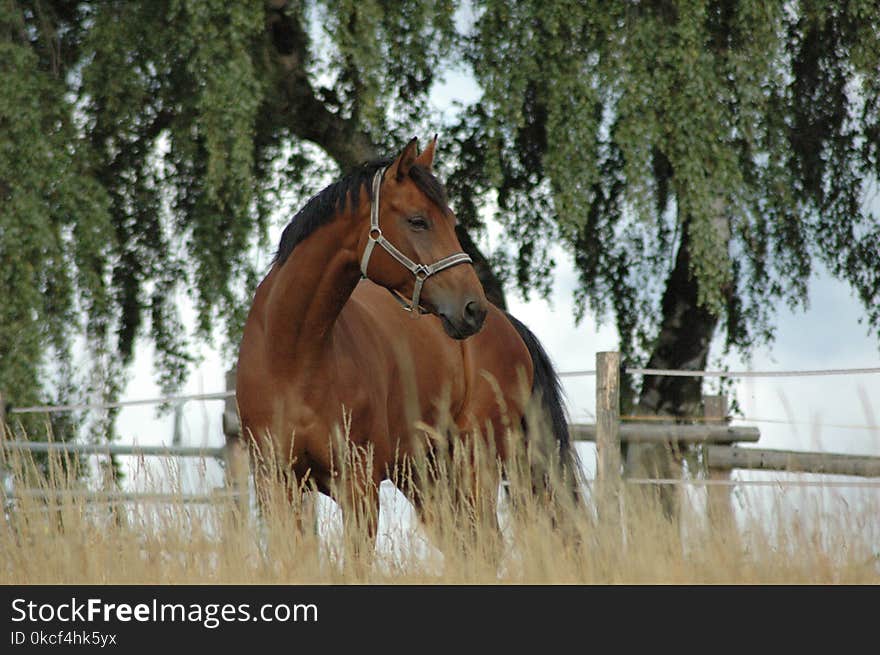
[222,368,241,441]
[596,352,621,522]
[703,394,734,529]
[222,368,249,514]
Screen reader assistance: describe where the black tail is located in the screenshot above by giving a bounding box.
[504,311,583,498]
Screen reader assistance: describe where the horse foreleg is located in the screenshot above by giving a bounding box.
[333,465,380,574]
[459,460,504,568]
[453,413,511,569]
[405,436,504,570]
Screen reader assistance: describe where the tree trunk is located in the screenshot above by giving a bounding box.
[625,221,720,519]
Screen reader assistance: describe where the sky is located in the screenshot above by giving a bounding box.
[105,60,880,537]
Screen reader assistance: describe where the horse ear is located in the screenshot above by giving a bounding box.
[415,134,438,171]
[394,137,420,180]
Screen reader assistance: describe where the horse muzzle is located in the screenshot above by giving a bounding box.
[437,298,487,340]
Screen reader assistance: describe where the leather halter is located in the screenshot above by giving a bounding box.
[360,167,473,317]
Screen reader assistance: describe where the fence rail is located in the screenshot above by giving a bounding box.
[5,489,240,504]
[559,365,880,379]
[705,445,880,478]
[0,440,226,459]
[571,423,759,444]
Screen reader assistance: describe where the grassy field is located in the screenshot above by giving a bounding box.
[1,432,878,584]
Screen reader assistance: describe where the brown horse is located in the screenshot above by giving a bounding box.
[233,136,578,544]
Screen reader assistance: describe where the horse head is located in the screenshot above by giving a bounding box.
[358,136,488,339]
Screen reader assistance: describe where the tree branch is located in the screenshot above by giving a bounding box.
[264,3,376,169]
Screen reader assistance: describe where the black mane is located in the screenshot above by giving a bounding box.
[273,157,449,266]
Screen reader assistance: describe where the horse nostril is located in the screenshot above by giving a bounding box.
[463,300,487,331]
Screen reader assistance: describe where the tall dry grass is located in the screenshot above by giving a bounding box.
[1,425,878,584]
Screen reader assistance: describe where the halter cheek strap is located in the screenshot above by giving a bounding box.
[360,167,473,317]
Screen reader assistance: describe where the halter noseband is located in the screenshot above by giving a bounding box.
[360,167,473,317]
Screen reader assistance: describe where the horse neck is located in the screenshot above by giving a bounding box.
[263,210,364,362]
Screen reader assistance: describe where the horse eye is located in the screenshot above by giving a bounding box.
[407,216,429,231]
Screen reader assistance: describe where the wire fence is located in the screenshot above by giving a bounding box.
[6,364,880,416]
